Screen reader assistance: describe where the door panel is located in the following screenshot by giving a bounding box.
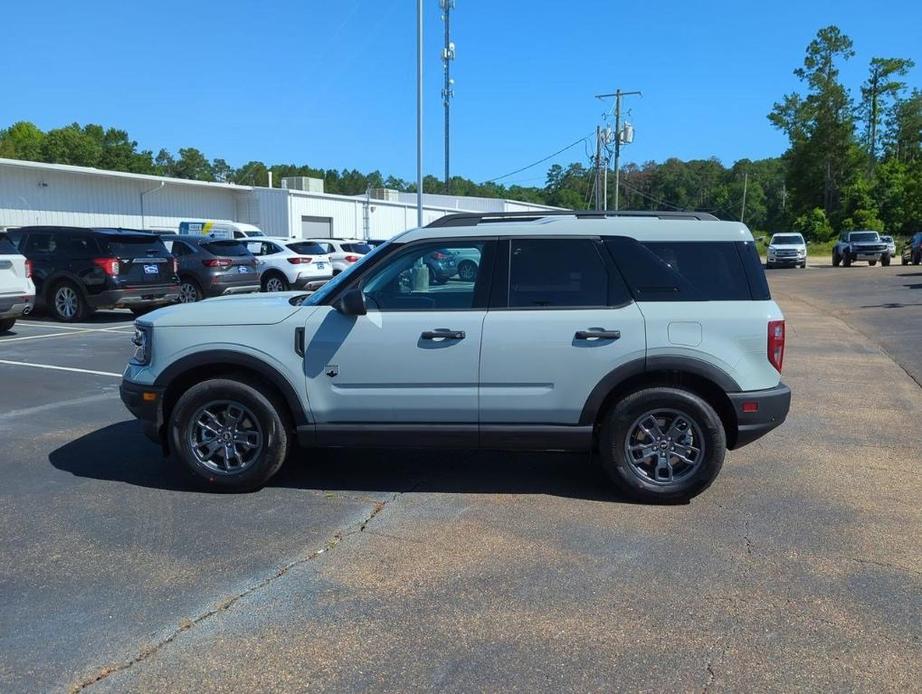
[479,306,646,424]
[303,306,485,423]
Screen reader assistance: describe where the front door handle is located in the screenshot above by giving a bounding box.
[575,329,621,340]
[421,329,465,340]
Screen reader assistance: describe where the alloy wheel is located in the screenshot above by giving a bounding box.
[188,400,264,475]
[265,277,286,292]
[624,408,705,485]
[54,286,79,320]
[179,282,199,303]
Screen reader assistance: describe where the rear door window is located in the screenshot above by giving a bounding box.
[506,239,616,308]
[24,232,56,254]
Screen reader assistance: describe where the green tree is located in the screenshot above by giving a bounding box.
[769,26,859,221]
[41,123,103,166]
[859,57,914,162]
[171,147,214,181]
[0,121,45,160]
[793,207,835,241]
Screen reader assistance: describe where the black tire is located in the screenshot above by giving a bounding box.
[261,272,290,292]
[178,277,203,303]
[49,281,89,322]
[431,275,448,285]
[903,255,909,265]
[843,252,852,267]
[869,259,877,266]
[130,305,155,317]
[832,251,841,267]
[457,260,478,282]
[0,318,15,333]
[801,261,807,268]
[598,387,726,503]
[881,254,890,267]
[913,252,921,265]
[169,377,291,492]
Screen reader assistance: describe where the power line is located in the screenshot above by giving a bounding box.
[484,132,594,183]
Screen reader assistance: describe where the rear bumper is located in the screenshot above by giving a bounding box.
[0,293,34,319]
[88,285,179,308]
[206,275,261,297]
[217,283,261,296]
[120,379,165,444]
[292,275,332,290]
[727,382,791,449]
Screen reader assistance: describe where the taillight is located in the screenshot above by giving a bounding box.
[287,257,312,264]
[431,251,448,260]
[93,257,120,276]
[24,259,32,279]
[768,319,785,372]
[344,254,360,263]
[202,258,233,268]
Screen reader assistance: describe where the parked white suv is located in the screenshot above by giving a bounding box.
[304,239,374,274]
[245,238,333,292]
[0,232,35,332]
[121,211,790,502]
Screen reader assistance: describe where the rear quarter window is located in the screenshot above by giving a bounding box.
[0,234,17,254]
[99,235,169,257]
[604,238,767,301]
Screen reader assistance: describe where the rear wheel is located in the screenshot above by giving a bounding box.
[598,387,726,502]
[50,281,88,322]
[262,273,289,292]
[178,278,203,303]
[169,378,290,492]
[0,318,15,333]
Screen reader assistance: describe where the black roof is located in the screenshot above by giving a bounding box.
[12,225,160,237]
[426,209,720,228]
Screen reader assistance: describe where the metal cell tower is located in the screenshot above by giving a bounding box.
[440,0,455,193]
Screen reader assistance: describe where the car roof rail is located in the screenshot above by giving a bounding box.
[425,209,720,228]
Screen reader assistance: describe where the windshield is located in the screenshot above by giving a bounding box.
[288,241,328,255]
[850,232,879,243]
[300,241,392,306]
[770,234,804,245]
[202,241,252,257]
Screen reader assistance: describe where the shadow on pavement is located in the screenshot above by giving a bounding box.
[22,309,134,325]
[49,420,641,504]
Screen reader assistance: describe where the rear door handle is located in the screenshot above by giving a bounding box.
[421,329,465,340]
[575,330,620,340]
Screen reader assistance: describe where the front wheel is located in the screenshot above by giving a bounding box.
[598,387,726,502]
[0,318,15,333]
[832,251,841,267]
[457,260,478,282]
[903,255,909,265]
[869,259,877,266]
[169,378,291,492]
[913,252,921,265]
[881,254,890,267]
[843,252,852,267]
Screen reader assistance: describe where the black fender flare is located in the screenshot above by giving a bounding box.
[154,350,309,427]
[578,356,740,426]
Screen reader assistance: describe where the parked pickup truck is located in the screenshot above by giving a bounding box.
[832,231,890,267]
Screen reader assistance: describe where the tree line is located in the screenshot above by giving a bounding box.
[0,25,918,237]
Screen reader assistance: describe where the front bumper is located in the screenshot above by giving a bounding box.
[120,379,166,444]
[767,255,805,266]
[727,382,791,449]
[0,293,34,319]
[89,285,180,309]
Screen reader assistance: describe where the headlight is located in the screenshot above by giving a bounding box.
[130,324,152,366]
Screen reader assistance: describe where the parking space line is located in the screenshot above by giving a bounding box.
[0,359,122,378]
[0,330,97,343]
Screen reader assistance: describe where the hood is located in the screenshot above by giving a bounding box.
[769,243,805,249]
[141,292,305,327]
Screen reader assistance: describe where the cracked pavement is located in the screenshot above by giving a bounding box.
[1,266,921,692]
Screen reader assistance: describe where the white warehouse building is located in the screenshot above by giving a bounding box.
[0,158,560,239]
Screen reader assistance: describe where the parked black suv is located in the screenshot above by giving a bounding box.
[159,235,261,303]
[7,226,179,321]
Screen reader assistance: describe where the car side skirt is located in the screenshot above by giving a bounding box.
[297,424,593,451]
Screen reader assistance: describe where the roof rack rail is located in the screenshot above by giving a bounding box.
[425,209,719,228]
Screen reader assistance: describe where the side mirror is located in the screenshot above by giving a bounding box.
[334,288,367,316]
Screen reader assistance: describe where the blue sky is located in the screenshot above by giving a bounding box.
[1,0,919,185]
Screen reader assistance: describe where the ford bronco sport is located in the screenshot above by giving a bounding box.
[121,211,791,502]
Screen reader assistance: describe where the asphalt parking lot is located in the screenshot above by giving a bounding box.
[1,268,920,692]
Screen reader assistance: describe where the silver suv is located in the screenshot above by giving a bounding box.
[120,211,791,502]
